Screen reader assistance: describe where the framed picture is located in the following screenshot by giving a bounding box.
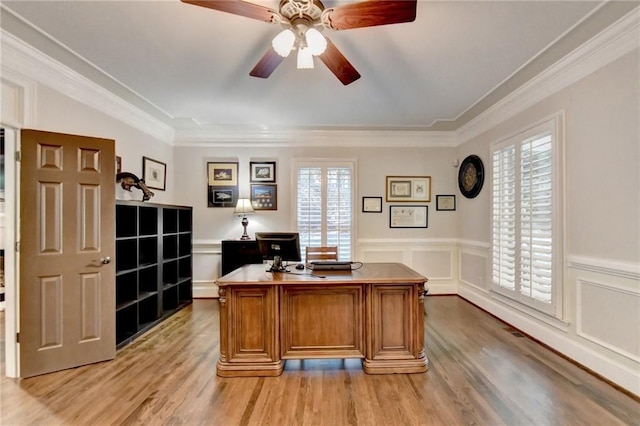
[208,185,237,208]
[389,205,428,228]
[362,196,382,213]
[250,161,276,183]
[250,184,277,210]
[386,176,431,202]
[208,162,238,186]
[142,156,166,191]
[116,156,122,174]
[436,194,456,211]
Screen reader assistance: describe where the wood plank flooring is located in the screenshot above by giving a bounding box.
[1,296,638,425]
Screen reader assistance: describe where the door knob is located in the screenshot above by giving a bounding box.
[100,256,112,264]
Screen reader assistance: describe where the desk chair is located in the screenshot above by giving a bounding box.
[305,246,338,266]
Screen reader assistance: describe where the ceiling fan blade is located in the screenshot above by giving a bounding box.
[318,38,361,86]
[181,0,276,22]
[326,0,417,30]
[249,48,285,79]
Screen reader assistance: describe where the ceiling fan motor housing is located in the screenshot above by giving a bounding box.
[279,0,325,23]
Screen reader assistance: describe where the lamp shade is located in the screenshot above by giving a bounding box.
[233,198,255,215]
[305,28,327,56]
[297,47,314,69]
[272,29,295,57]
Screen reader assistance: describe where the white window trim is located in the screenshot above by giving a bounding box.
[490,112,565,320]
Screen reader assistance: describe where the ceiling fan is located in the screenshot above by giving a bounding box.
[181,0,417,85]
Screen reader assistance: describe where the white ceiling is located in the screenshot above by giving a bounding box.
[1,0,610,135]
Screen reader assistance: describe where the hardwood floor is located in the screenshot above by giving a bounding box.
[1,296,638,425]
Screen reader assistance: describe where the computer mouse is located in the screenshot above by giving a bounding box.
[295,263,305,270]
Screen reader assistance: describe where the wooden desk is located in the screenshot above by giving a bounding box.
[215,262,428,377]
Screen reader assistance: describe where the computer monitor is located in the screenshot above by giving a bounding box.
[255,232,301,272]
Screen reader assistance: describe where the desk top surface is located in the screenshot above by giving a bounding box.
[216,262,427,286]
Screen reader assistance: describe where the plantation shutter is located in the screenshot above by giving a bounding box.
[492,145,517,291]
[326,167,352,261]
[520,134,553,303]
[296,161,354,263]
[491,117,560,316]
[297,167,323,249]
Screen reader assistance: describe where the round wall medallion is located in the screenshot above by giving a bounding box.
[458,155,484,199]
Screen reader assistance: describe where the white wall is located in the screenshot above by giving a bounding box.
[175,145,460,296]
[174,145,458,240]
[456,49,640,396]
[34,85,175,204]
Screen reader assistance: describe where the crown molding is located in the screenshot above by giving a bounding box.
[456,6,640,145]
[173,127,457,148]
[0,29,175,144]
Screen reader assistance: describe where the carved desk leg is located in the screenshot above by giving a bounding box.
[217,288,228,364]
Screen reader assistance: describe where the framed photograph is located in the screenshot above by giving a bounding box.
[250,161,276,183]
[389,205,428,228]
[436,194,456,211]
[386,176,431,202]
[362,196,382,213]
[208,162,238,186]
[142,156,166,191]
[116,156,122,174]
[250,184,277,210]
[208,185,237,208]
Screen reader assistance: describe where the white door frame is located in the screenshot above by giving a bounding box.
[3,127,19,378]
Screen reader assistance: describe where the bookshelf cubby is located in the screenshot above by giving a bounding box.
[115,201,193,348]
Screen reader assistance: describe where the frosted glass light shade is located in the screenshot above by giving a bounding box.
[272,29,295,57]
[305,28,327,56]
[297,47,314,69]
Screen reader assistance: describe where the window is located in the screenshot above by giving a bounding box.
[295,160,355,262]
[491,117,563,317]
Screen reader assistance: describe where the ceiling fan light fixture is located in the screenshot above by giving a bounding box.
[272,29,295,57]
[305,27,327,55]
[297,47,314,69]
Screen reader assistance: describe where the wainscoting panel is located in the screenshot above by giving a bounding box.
[192,240,221,298]
[357,239,457,294]
[573,259,640,363]
[358,248,405,264]
[458,241,490,291]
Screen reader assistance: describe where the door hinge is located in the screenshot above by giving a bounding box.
[15,241,20,252]
[16,333,19,343]
[15,151,21,162]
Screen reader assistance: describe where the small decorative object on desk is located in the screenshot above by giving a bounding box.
[116,172,154,201]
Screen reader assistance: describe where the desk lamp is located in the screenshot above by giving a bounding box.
[233,198,255,240]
